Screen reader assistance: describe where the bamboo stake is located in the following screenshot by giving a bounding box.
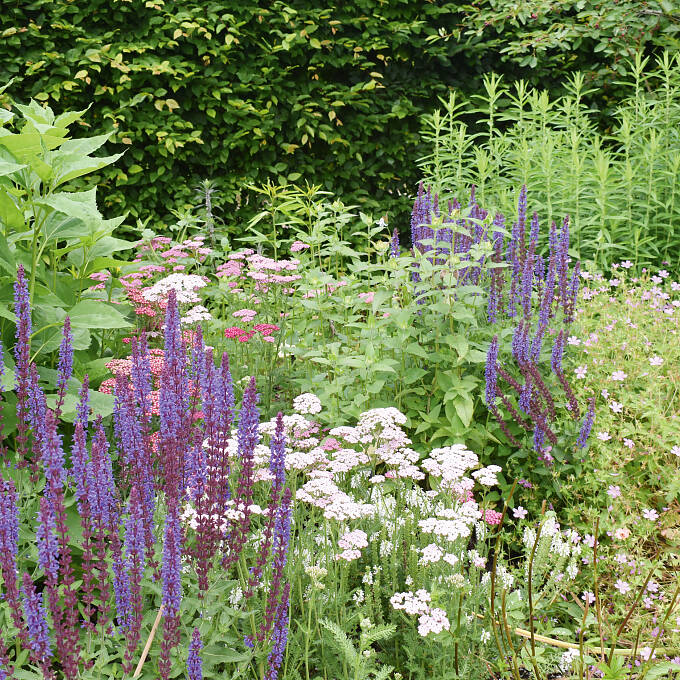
[133,604,164,678]
[476,614,678,657]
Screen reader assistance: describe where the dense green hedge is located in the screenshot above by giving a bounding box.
[1,0,677,230]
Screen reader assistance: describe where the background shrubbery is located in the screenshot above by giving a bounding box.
[1,0,678,231]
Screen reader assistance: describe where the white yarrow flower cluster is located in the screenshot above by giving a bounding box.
[142,273,207,303]
[293,392,322,415]
[181,305,212,325]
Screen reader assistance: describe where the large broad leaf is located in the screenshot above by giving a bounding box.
[68,299,132,329]
[14,100,55,126]
[53,106,91,130]
[58,131,112,157]
[40,211,91,245]
[35,188,103,244]
[53,151,125,188]
[0,190,24,230]
[0,233,16,274]
[0,158,27,177]
[0,109,14,126]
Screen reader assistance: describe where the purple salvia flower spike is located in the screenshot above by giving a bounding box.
[551,330,565,375]
[389,228,399,258]
[576,397,596,448]
[264,583,290,680]
[485,337,499,407]
[13,265,32,464]
[187,627,203,680]
[54,316,73,420]
[21,572,52,664]
[36,496,59,580]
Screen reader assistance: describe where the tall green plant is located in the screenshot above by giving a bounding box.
[0,97,133,419]
[418,52,680,268]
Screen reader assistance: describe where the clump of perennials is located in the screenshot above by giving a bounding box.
[0,266,292,680]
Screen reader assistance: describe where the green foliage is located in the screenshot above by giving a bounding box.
[1,0,675,233]
[454,0,680,84]
[419,52,680,268]
[0,99,135,418]
[0,0,485,229]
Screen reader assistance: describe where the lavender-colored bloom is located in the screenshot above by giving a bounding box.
[21,572,52,662]
[187,627,203,680]
[517,184,528,247]
[533,423,546,453]
[42,412,67,495]
[264,583,290,680]
[556,215,570,304]
[576,397,596,448]
[27,365,49,453]
[512,321,530,363]
[551,330,565,374]
[529,211,539,247]
[389,228,399,258]
[161,506,182,617]
[262,487,292,640]
[85,424,115,527]
[13,264,31,360]
[111,547,131,631]
[520,254,534,318]
[485,337,499,407]
[55,317,73,417]
[0,478,18,565]
[36,496,59,580]
[76,375,90,434]
[565,261,580,324]
[518,377,533,414]
[269,412,286,491]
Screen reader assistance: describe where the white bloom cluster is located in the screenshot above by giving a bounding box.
[293,392,322,415]
[142,273,207,303]
[180,305,212,325]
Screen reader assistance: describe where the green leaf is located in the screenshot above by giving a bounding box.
[0,191,24,230]
[68,300,132,329]
[53,151,125,187]
[453,395,474,427]
[0,158,27,177]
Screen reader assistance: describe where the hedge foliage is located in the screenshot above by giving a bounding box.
[1,0,677,231]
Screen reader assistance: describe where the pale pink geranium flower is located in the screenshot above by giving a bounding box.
[614,527,631,541]
[671,445,680,457]
[623,438,634,449]
[513,506,528,519]
[582,591,596,605]
[609,401,623,414]
[567,336,581,346]
[607,485,621,499]
[649,355,664,366]
[620,260,633,269]
[610,370,627,381]
[574,365,588,379]
[642,508,659,521]
[614,579,631,594]
[596,431,611,442]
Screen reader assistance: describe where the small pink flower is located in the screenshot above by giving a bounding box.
[512,506,528,519]
[290,241,310,252]
[610,370,627,381]
[574,365,587,379]
[614,579,631,594]
[607,485,621,499]
[614,528,631,541]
